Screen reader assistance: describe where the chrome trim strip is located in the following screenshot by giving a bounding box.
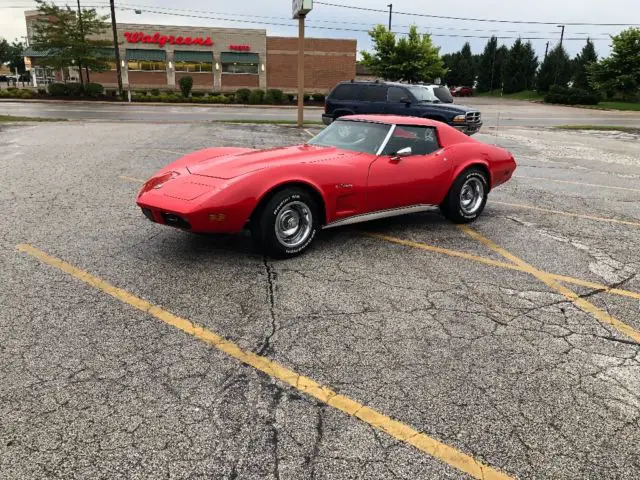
[376,124,396,156]
[323,204,438,229]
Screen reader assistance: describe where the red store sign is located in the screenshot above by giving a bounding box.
[228,44,251,51]
[124,31,213,47]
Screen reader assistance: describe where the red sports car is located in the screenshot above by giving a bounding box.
[137,115,516,257]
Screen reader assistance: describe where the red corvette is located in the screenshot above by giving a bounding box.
[137,115,516,257]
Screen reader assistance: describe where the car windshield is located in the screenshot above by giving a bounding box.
[433,86,454,103]
[307,120,391,154]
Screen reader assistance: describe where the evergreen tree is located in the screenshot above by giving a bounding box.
[442,52,461,85]
[537,44,572,92]
[457,42,476,86]
[572,39,597,90]
[503,38,527,93]
[476,37,505,92]
[522,41,539,90]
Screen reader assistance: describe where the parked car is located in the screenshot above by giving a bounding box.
[137,115,515,257]
[322,80,482,135]
[451,86,474,97]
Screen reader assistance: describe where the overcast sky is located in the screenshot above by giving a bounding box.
[1,0,638,60]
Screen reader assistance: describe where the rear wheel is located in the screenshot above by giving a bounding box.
[251,188,319,258]
[440,167,489,223]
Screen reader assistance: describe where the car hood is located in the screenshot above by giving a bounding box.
[416,103,477,114]
[186,144,357,179]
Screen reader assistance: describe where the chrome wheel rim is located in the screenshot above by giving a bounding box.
[459,177,484,215]
[274,201,313,248]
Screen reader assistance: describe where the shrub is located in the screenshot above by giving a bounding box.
[85,82,104,98]
[66,82,83,97]
[191,91,205,98]
[286,93,296,103]
[7,87,18,93]
[212,94,230,104]
[37,87,47,96]
[19,89,33,99]
[150,88,160,96]
[179,76,193,97]
[0,90,10,98]
[544,85,600,106]
[264,88,284,104]
[48,83,69,96]
[234,88,251,104]
[248,89,265,104]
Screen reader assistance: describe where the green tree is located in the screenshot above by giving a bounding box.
[361,25,446,83]
[0,38,11,64]
[457,42,476,86]
[31,0,111,85]
[572,39,598,90]
[476,36,506,92]
[589,28,640,99]
[522,41,539,90]
[503,38,527,93]
[442,52,461,85]
[537,44,572,92]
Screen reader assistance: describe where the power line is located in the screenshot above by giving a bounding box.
[315,1,640,27]
[2,2,613,40]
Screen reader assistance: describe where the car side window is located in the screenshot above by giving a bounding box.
[381,126,440,156]
[387,86,408,102]
[358,85,387,102]
[331,84,362,100]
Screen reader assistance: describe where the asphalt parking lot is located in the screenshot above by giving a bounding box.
[1,119,639,479]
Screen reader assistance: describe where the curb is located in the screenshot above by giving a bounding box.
[0,98,324,109]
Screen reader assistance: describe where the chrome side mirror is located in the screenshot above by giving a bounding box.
[391,146,412,161]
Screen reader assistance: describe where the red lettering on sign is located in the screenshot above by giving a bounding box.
[123,32,214,48]
[229,44,251,51]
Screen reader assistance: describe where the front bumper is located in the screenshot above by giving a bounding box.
[453,121,483,135]
[322,114,333,125]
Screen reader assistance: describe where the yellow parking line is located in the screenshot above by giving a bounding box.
[119,175,145,183]
[459,226,640,344]
[491,200,640,228]
[516,176,640,193]
[16,243,514,480]
[304,128,315,137]
[368,233,640,301]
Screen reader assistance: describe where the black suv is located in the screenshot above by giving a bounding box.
[322,80,482,135]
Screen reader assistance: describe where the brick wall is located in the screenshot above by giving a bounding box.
[221,74,259,90]
[266,37,356,93]
[127,71,167,88]
[176,72,213,90]
[89,70,118,85]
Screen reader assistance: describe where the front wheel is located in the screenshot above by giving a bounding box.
[440,167,489,223]
[251,188,319,258]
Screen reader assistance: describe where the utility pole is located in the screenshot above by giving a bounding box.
[109,0,123,99]
[387,4,392,30]
[553,25,565,86]
[544,41,549,61]
[297,13,305,127]
[558,25,565,48]
[76,0,85,87]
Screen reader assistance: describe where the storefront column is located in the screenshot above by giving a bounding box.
[259,60,266,89]
[166,50,175,89]
[120,47,129,88]
[213,62,221,92]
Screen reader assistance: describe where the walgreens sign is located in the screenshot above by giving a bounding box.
[124,31,213,47]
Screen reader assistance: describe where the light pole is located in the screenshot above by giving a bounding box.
[387,4,392,30]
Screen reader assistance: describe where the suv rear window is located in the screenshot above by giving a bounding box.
[433,86,453,103]
[358,85,387,102]
[330,84,362,100]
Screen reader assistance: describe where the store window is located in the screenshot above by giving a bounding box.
[220,52,260,74]
[127,60,166,71]
[175,61,213,72]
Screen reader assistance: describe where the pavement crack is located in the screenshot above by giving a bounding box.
[257,256,278,356]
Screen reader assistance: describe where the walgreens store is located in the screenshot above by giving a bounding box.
[24,11,357,93]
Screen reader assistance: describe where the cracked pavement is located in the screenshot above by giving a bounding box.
[1,120,639,479]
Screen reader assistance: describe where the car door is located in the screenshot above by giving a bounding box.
[366,125,452,212]
[385,86,423,117]
[355,84,388,114]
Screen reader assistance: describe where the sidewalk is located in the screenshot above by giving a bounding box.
[0,98,325,109]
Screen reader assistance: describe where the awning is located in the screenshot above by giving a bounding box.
[125,49,166,61]
[23,47,54,57]
[220,52,259,64]
[174,51,213,62]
